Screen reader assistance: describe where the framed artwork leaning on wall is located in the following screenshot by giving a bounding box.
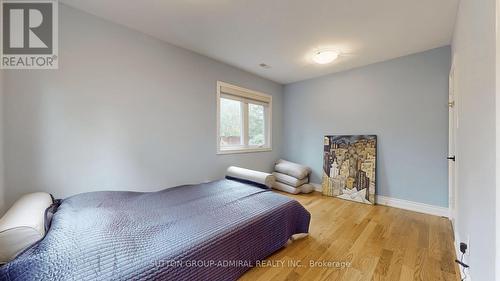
[322,135,377,205]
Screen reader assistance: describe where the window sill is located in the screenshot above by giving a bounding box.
[217,147,272,155]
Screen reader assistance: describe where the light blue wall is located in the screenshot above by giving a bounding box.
[282,47,450,207]
[3,5,283,209]
[2,4,451,211]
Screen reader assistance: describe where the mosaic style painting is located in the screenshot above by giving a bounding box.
[322,135,377,204]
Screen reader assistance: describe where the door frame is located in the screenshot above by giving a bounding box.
[448,58,457,224]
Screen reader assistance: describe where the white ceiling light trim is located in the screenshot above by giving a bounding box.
[312,50,340,64]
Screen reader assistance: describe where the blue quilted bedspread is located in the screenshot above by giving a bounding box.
[0,179,310,281]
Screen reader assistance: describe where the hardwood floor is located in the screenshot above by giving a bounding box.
[240,191,460,281]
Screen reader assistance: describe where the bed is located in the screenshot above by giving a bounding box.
[0,179,310,280]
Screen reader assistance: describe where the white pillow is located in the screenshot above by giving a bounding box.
[299,184,315,194]
[273,172,309,187]
[0,192,53,264]
[272,181,301,194]
[274,159,311,180]
[226,166,275,188]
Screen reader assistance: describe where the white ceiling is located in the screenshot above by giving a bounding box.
[61,0,459,84]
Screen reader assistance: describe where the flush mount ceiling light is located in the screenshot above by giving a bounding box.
[312,50,339,64]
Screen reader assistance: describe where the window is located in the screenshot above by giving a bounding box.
[217,81,272,154]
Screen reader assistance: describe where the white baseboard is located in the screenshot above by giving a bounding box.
[311,183,322,192]
[376,195,450,217]
[311,183,450,218]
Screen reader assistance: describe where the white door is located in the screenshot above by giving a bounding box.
[448,64,457,222]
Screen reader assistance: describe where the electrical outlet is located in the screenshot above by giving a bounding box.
[459,242,467,254]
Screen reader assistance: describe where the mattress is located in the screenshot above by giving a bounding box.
[0,179,310,281]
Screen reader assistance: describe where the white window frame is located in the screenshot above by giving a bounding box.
[216,81,272,154]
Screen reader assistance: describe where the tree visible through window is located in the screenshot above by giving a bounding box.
[220,98,242,146]
[248,103,265,146]
[217,82,271,153]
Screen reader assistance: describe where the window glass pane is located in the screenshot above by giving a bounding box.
[220,98,242,146]
[248,103,266,146]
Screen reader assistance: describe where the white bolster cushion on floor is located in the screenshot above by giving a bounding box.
[226,166,275,188]
[274,159,312,180]
[299,184,315,194]
[273,172,308,187]
[272,181,301,194]
[0,192,53,264]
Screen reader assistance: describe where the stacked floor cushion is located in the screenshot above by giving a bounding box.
[272,159,314,194]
